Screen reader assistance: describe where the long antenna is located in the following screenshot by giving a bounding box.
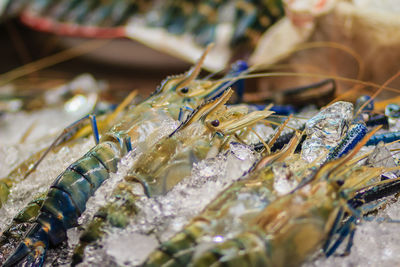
[0,39,110,86]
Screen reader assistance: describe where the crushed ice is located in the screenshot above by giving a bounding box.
[80,143,258,266]
[302,101,353,164]
[272,162,298,196]
[3,101,400,267]
[0,138,94,231]
[305,101,353,146]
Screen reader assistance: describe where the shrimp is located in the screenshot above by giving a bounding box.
[0,46,249,267]
[185,128,386,267]
[71,88,275,264]
[0,45,246,208]
[143,132,305,266]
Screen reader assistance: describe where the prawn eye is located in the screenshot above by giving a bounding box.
[336,180,344,187]
[211,120,220,127]
[180,87,189,94]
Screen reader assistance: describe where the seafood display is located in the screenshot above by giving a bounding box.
[1,1,400,267]
[2,62,400,266]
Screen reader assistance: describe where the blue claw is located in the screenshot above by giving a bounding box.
[3,224,49,267]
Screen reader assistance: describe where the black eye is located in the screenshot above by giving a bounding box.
[180,87,189,94]
[336,180,344,187]
[211,120,220,127]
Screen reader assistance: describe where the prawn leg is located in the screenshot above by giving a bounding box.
[23,114,100,180]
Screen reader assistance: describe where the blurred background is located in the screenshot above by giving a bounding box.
[1,0,400,112]
[0,19,191,99]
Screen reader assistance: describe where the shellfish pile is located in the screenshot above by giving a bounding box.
[1,1,400,267]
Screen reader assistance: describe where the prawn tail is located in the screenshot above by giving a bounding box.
[3,223,49,267]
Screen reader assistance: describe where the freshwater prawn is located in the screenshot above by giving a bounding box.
[71,87,275,264]
[0,44,247,207]
[143,82,400,266]
[174,128,390,267]
[143,131,304,266]
[0,46,249,266]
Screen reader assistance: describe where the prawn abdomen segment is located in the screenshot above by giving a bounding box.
[3,140,122,266]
